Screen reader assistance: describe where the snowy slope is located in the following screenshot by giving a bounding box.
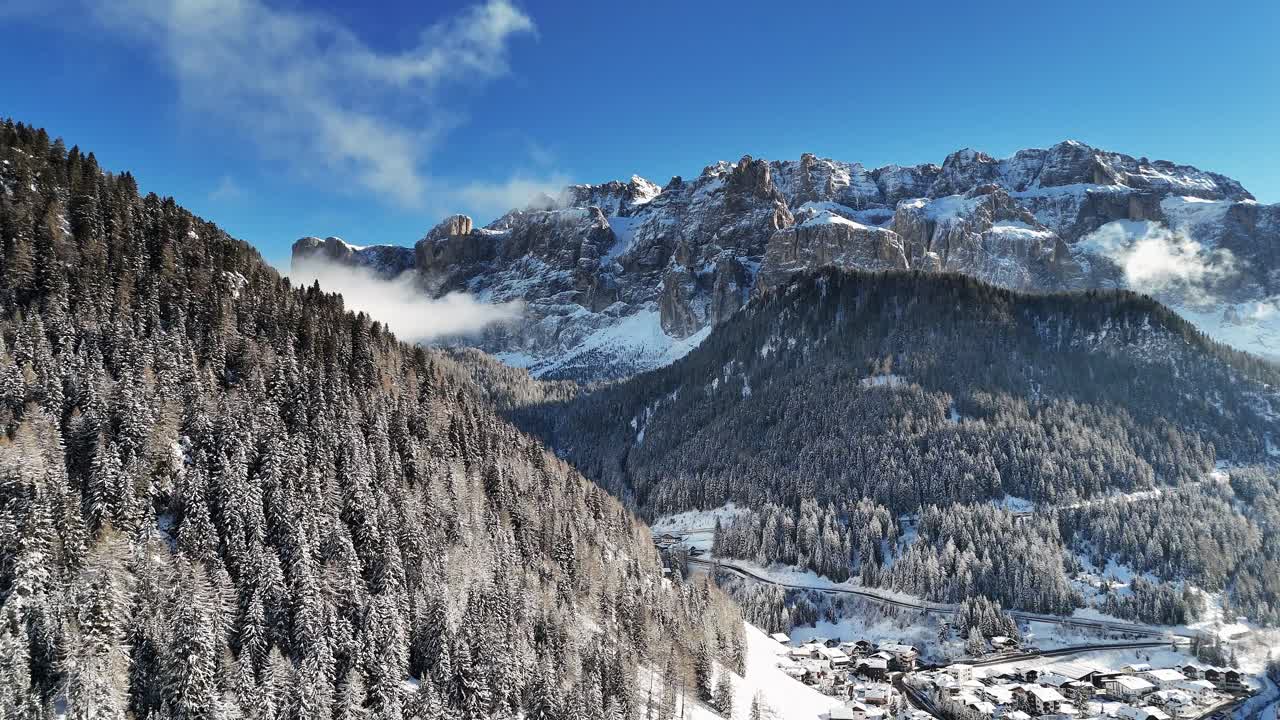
[687,624,843,720]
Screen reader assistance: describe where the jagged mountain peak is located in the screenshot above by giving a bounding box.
[292,141,1278,380]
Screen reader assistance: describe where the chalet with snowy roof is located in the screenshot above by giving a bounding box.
[653,532,681,549]
[1105,675,1155,701]
[790,642,825,661]
[1171,679,1214,700]
[1064,681,1096,704]
[1139,669,1187,689]
[769,632,791,645]
[978,683,1016,706]
[1150,690,1199,718]
[990,635,1019,650]
[1017,684,1067,715]
[862,685,892,706]
[1113,705,1170,720]
[819,646,852,669]
[854,657,888,680]
[877,642,919,671]
[1176,664,1204,680]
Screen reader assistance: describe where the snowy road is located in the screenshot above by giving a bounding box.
[688,557,1199,641]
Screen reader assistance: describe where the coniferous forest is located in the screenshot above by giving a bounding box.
[515,271,1280,625]
[0,121,745,719]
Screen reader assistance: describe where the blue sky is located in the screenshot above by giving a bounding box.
[3,0,1277,270]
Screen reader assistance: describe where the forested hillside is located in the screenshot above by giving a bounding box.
[518,270,1280,622]
[0,120,744,719]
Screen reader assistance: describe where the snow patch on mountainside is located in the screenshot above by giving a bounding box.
[604,215,642,265]
[1174,302,1280,360]
[495,306,712,379]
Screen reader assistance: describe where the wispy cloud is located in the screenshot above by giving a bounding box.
[208,175,245,202]
[84,0,535,207]
[453,173,573,219]
[291,255,522,342]
[1078,219,1240,305]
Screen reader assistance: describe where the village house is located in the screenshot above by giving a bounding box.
[769,632,791,645]
[1139,669,1187,690]
[990,636,1019,651]
[1150,689,1199,718]
[977,683,1016,707]
[653,533,681,549]
[1218,669,1245,693]
[1171,679,1215,701]
[819,645,852,669]
[854,657,888,681]
[791,642,825,662]
[1019,684,1067,715]
[862,685,893,707]
[878,643,920,671]
[1105,676,1156,702]
[1064,680,1097,704]
[1114,705,1171,720]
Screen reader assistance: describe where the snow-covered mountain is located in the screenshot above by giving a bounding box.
[292,140,1280,379]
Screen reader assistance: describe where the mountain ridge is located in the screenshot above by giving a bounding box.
[292,140,1279,380]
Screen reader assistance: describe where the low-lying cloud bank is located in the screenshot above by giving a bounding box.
[291,256,522,343]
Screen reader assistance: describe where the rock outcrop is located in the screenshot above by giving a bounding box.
[759,212,908,288]
[291,236,414,279]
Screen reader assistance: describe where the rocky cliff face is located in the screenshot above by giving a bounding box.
[293,140,1280,379]
[292,235,414,279]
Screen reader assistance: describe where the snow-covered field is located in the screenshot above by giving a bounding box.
[651,503,749,552]
[978,646,1201,680]
[641,623,841,720]
[789,611,943,657]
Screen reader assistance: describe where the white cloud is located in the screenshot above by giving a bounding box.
[291,255,522,343]
[452,173,573,219]
[86,0,535,207]
[1077,219,1239,305]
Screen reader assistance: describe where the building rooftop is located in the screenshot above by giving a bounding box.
[1110,676,1156,692]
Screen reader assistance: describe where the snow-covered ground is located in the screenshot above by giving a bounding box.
[978,646,1199,679]
[641,623,842,720]
[790,611,944,658]
[650,502,749,552]
[494,304,712,378]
